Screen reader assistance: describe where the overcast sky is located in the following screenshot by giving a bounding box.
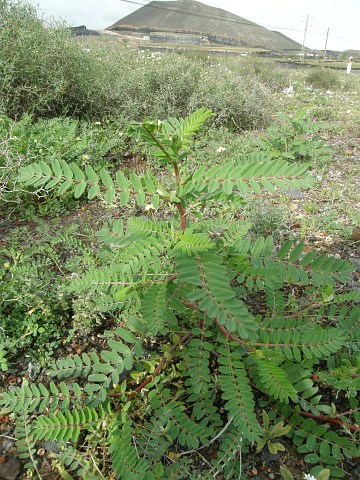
[32,0,360,51]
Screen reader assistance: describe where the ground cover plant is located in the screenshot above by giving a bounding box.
[0,1,360,478]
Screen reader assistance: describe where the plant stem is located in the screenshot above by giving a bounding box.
[173,161,180,185]
[176,202,187,232]
[114,332,194,409]
[299,411,360,432]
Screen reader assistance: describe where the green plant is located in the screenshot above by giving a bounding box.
[188,65,277,130]
[0,0,137,119]
[0,114,124,214]
[246,199,289,238]
[305,68,342,90]
[259,110,332,164]
[0,221,97,367]
[256,410,291,454]
[1,109,359,478]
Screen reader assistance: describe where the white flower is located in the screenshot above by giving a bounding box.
[94,121,101,125]
[216,146,227,153]
[304,474,317,480]
[145,204,154,211]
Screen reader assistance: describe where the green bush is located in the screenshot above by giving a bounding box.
[189,64,278,130]
[305,67,342,90]
[234,57,290,92]
[118,51,204,120]
[0,114,125,213]
[0,0,128,119]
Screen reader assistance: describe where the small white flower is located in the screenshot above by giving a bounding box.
[304,474,317,480]
[216,146,227,153]
[94,121,101,125]
[145,204,154,211]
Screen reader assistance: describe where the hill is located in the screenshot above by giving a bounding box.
[109,0,302,52]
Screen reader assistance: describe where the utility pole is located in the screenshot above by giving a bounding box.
[300,15,310,61]
[323,27,329,66]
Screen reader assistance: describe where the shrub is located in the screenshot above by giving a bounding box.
[0,115,125,213]
[0,0,128,119]
[189,65,278,130]
[3,109,358,479]
[235,57,290,92]
[119,51,204,120]
[305,67,342,90]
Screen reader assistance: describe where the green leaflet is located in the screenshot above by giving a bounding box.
[255,358,298,403]
[110,421,150,480]
[32,406,107,443]
[176,251,258,340]
[218,346,261,442]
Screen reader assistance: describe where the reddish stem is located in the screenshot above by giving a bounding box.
[176,202,187,232]
[114,332,194,408]
[251,381,360,433]
[214,319,254,352]
[299,411,360,433]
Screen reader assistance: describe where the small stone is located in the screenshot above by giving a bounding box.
[286,188,304,199]
[42,440,62,454]
[350,228,360,241]
[2,439,14,451]
[350,258,360,271]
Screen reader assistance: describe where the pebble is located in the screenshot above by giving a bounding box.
[350,257,360,271]
[1,440,14,451]
[286,189,304,199]
[42,440,62,454]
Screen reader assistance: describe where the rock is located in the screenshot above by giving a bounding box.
[285,189,304,199]
[0,456,22,480]
[350,228,360,241]
[42,440,62,454]
[1,440,14,452]
[350,258,360,271]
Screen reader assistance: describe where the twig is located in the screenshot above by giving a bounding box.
[299,411,360,433]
